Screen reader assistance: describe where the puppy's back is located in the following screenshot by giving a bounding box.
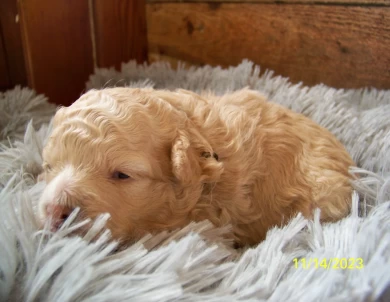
[200,89,354,244]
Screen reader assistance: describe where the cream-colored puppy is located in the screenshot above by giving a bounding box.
[39,88,354,245]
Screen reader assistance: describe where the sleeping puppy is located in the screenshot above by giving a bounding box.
[38,88,355,245]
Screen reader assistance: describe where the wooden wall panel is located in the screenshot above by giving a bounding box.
[148,0,390,5]
[147,3,390,89]
[18,0,148,105]
[0,0,27,89]
[93,0,148,69]
[0,31,10,89]
[18,0,94,105]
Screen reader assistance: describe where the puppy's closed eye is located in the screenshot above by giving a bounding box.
[112,171,130,180]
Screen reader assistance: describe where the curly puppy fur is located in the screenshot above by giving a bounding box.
[39,88,354,245]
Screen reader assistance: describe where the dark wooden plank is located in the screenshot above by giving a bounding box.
[147,3,390,89]
[18,0,94,105]
[148,0,390,6]
[93,0,148,69]
[0,0,27,87]
[0,29,10,89]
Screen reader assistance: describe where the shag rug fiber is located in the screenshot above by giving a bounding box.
[1,60,390,302]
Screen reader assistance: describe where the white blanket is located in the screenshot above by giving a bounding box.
[1,60,389,302]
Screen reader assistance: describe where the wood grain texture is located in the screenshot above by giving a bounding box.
[18,0,94,105]
[148,0,390,6]
[147,3,390,89]
[0,31,10,89]
[93,0,148,69]
[0,0,27,88]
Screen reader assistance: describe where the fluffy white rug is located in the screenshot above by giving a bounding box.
[1,60,390,302]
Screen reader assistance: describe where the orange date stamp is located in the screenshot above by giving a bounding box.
[293,257,364,270]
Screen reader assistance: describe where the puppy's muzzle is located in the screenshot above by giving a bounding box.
[45,203,74,231]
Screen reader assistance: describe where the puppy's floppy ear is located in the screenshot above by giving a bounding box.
[171,127,223,185]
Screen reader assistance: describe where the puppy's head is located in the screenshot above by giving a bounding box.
[39,88,223,243]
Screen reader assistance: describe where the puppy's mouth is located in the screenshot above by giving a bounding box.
[42,206,115,244]
[42,206,87,233]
